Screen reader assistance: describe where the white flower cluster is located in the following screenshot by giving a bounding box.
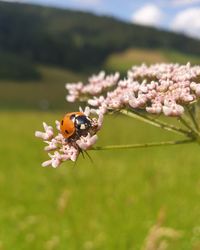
[66,63,200,117]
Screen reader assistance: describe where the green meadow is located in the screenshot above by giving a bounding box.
[0,111,200,250]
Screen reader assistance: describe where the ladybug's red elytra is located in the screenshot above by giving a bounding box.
[60,112,92,140]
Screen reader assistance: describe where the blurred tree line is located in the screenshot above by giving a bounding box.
[0,2,200,80]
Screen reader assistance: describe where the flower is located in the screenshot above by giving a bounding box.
[76,134,98,151]
[66,71,120,102]
[66,63,200,117]
[35,107,103,168]
[35,122,54,140]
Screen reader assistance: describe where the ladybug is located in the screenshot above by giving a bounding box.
[60,112,92,141]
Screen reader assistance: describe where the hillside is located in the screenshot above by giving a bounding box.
[105,48,200,74]
[0,65,86,110]
[0,1,200,80]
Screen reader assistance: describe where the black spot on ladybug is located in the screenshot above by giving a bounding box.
[61,120,64,125]
[65,130,69,134]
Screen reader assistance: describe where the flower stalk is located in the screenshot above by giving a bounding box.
[178,116,200,138]
[92,139,195,151]
[186,106,199,132]
[120,109,192,137]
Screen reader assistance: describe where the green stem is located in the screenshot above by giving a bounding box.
[186,106,199,131]
[179,116,200,137]
[120,109,192,137]
[91,139,195,151]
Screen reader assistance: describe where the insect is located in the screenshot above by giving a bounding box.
[60,112,92,141]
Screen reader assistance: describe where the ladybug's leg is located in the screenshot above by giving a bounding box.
[79,147,85,159]
[84,150,94,163]
[67,133,94,164]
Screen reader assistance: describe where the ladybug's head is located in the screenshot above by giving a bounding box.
[74,115,92,131]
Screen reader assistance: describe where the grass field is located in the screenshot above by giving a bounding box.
[0,111,200,249]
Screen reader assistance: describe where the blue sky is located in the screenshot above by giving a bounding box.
[3,0,200,38]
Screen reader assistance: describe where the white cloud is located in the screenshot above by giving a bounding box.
[171,8,200,38]
[131,4,163,27]
[171,0,200,6]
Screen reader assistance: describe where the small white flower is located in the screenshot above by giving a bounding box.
[76,134,98,151]
[35,122,54,140]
